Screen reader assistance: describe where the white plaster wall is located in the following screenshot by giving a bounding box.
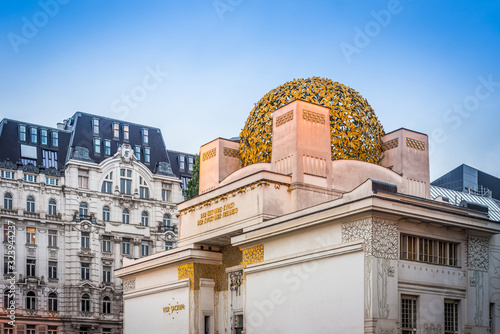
[124,286,189,334]
[245,251,364,334]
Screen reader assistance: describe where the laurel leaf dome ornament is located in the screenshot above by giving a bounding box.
[239,77,385,167]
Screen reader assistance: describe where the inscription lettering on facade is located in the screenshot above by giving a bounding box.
[198,202,238,225]
[163,304,185,314]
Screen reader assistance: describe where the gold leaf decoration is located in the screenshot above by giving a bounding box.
[239,77,385,166]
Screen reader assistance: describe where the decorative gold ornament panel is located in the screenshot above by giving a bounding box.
[302,110,325,124]
[242,245,264,266]
[223,147,239,158]
[240,77,384,166]
[275,110,294,127]
[406,137,425,151]
[382,138,398,151]
[202,148,217,161]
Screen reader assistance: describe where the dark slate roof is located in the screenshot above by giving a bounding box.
[65,112,172,174]
[0,113,191,176]
[0,118,72,172]
[167,150,196,180]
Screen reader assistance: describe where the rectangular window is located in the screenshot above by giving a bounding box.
[102,236,111,253]
[42,149,58,168]
[46,177,59,186]
[134,145,141,160]
[26,227,36,244]
[49,261,58,279]
[162,189,171,202]
[104,139,111,155]
[93,118,100,134]
[19,124,27,141]
[142,128,149,144]
[81,232,90,249]
[122,238,131,255]
[93,137,101,154]
[4,256,9,274]
[48,326,58,334]
[27,259,36,277]
[1,170,14,179]
[4,327,14,334]
[102,207,110,222]
[27,325,36,334]
[48,200,57,215]
[24,174,37,183]
[103,265,111,283]
[188,156,194,171]
[181,176,190,191]
[30,127,38,143]
[165,241,173,251]
[4,224,10,242]
[81,263,90,280]
[141,241,149,257]
[41,129,48,145]
[444,300,459,334]
[179,155,185,170]
[113,123,120,139]
[120,169,132,195]
[103,329,111,334]
[144,147,150,163]
[78,169,89,189]
[48,230,57,247]
[123,125,129,140]
[102,181,112,193]
[400,234,459,267]
[52,131,59,147]
[140,187,149,199]
[401,295,417,334]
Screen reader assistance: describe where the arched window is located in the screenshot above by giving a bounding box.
[79,203,88,217]
[122,209,129,224]
[26,291,36,310]
[102,206,110,222]
[141,212,149,226]
[81,294,90,312]
[163,214,171,228]
[102,296,111,314]
[48,200,57,216]
[48,292,58,311]
[26,196,35,213]
[4,193,12,210]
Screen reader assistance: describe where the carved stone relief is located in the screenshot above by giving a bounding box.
[422,323,442,334]
[123,278,135,292]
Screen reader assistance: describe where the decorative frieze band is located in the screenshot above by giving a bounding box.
[466,235,489,272]
[341,217,398,259]
[275,110,294,127]
[123,278,136,292]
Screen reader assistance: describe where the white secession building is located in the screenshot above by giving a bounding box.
[0,114,185,334]
[116,100,500,334]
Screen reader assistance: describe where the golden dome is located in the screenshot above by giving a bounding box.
[239,77,385,167]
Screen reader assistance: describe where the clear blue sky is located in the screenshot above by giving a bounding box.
[1,0,499,180]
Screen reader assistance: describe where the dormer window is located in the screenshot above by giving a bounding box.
[19,125,27,141]
[92,118,100,134]
[93,137,101,155]
[104,140,111,156]
[112,123,120,139]
[134,146,141,160]
[142,128,149,144]
[123,125,129,141]
[30,127,38,143]
[52,131,58,147]
[179,155,185,170]
[41,129,48,145]
[144,147,150,164]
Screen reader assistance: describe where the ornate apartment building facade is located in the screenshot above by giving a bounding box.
[0,113,189,334]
